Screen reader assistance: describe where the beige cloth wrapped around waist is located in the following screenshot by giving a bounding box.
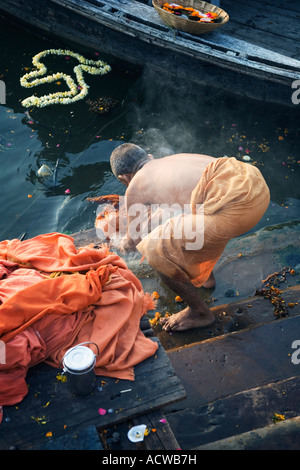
[137,157,270,287]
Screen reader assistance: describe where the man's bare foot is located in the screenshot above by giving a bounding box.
[160,306,215,332]
[202,272,215,289]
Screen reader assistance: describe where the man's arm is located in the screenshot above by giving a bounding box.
[118,178,152,252]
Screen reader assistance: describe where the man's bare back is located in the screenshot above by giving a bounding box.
[125,153,215,208]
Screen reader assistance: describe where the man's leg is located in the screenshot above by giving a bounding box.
[159,273,215,331]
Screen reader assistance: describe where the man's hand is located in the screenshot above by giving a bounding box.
[117,237,137,254]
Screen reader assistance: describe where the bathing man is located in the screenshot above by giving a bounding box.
[110,143,270,331]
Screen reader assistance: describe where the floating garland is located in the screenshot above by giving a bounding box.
[20,49,111,108]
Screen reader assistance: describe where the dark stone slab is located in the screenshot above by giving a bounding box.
[166,315,300,411]
[163,314,300,449]
[194,416,300,450]
[166,375,300,449]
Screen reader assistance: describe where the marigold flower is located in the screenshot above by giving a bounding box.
[161,4,218,23]
[273,413,285,422]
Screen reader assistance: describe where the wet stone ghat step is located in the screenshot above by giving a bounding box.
[154,283,300,351]
[164,312,300,449]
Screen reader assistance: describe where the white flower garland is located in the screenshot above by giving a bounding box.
[20,49,111,108]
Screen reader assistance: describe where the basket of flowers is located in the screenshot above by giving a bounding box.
[152,0,229,35]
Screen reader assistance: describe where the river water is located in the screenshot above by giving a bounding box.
[0,14,299,347]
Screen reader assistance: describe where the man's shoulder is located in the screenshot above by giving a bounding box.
[125,170,148,200]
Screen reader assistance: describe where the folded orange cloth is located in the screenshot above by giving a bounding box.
[0,231,123,272]
[137,157,270,286]
[0,233,158,408]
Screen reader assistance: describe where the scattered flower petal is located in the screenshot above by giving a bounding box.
[56,373,67,382]
[273,413,285,422]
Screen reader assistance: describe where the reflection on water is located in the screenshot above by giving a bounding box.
[0,15,299,348]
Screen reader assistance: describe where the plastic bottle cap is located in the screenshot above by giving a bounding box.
[63,346,95,371]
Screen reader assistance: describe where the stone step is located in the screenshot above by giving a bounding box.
[163,313,300,449]
[166,314,300,410]
[165,375,300,449]
[156,284,300,351]
[193,416,300,450]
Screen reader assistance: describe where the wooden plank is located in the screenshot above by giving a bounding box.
[221,0,300,58]
[101,410,181,450]
[263,0,300,13]
[1,0,299,91]
[0,0,298,105]
[36,425,104,450]
[222,0,300,38]
[50,0,300,79]
[132,410,181,450]
[0,338,186,450]
[88,0,162,24]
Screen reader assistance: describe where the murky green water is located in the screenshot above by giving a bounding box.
[0,14,299,347]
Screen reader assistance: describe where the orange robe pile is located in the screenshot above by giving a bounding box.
[0,233,158,411]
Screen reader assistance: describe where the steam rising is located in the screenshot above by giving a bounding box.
[126,67,218,158]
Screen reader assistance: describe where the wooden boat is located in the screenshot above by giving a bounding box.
[0,0,299,106]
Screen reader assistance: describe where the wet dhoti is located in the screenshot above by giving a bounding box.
[137,157,270,287]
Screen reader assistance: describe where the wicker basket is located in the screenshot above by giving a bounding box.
[152,0,229,35]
